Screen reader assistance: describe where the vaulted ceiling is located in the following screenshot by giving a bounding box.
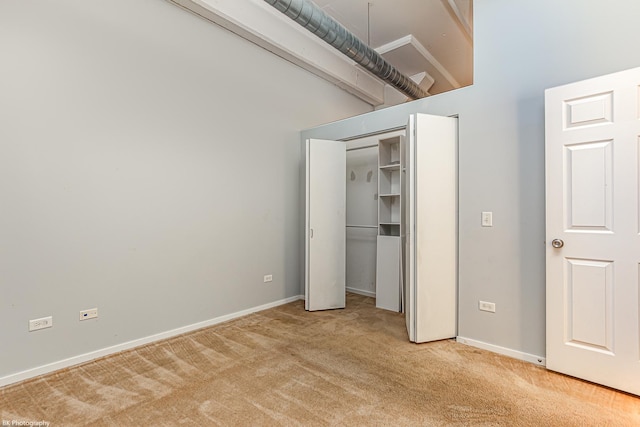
[314,0,473,95]
[171,0,473,107]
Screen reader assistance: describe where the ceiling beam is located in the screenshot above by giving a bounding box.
[443,0,473,42]
[169,0,385,106]
[375,35,461,89]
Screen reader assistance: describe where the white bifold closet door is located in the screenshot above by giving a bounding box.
[304,115,457,345]
[305,139,346,311]
[405,113,457,343]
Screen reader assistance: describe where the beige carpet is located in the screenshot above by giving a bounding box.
[2,293,640,426]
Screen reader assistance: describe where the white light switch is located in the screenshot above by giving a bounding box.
[481,212,493,227]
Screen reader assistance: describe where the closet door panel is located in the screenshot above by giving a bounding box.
[407,114,458,343]
[305,139,346,311]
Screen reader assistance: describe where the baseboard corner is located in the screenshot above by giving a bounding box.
[345,287,376,298]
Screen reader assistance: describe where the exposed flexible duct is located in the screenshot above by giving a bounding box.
[263,0,429,100]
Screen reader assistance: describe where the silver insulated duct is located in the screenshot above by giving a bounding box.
[263,0,429,100]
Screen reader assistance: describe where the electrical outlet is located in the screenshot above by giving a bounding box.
[79,308,98,321]
[479,301,496,313]
[263,274,273,283]
[29,316,53,332]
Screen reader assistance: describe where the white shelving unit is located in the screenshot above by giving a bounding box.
[378,136,402,236]
[376,135,404,311]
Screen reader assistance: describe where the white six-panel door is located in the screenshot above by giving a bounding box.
[305,139,346,311]
[545,67,640,396]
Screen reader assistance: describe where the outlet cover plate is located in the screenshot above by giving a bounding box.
[79,308,98,321]
[479,301,496,313]
[29,316,53,332]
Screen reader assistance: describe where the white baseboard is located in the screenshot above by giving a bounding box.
[456,336,546,366]
[346,287,376,298]
[0,295,304,388]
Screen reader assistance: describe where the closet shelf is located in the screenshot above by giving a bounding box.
[379,164,401,171]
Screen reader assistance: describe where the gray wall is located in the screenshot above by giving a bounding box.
[0,0,371,379]
[345,146,378,296]
[302,0,640,358]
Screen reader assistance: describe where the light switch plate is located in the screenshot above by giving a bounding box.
[481,211,493,227]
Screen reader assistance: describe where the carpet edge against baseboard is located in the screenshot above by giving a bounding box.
[0,295,304,388]
[457,336,546,366]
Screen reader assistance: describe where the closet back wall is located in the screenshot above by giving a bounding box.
[0,0,371,381]
[345,144,378,297]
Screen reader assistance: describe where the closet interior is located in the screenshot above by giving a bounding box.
[346,130,406,312]
[305,113,457,343]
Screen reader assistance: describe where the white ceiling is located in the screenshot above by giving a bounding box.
[313,0,473,95]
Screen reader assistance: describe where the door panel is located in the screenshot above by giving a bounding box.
[637,137,640,234]
[305,139,346,311]
[405,115,416,340]
[564,92,613,129]
[405,113,457,343]
[565,258,614,353]
[565,141,613,230]
[546,66,640,396]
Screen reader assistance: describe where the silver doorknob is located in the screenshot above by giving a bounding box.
[551,239,564,248]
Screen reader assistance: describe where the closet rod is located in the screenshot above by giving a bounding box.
[346,144,378,152]
[346,225,378,229]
